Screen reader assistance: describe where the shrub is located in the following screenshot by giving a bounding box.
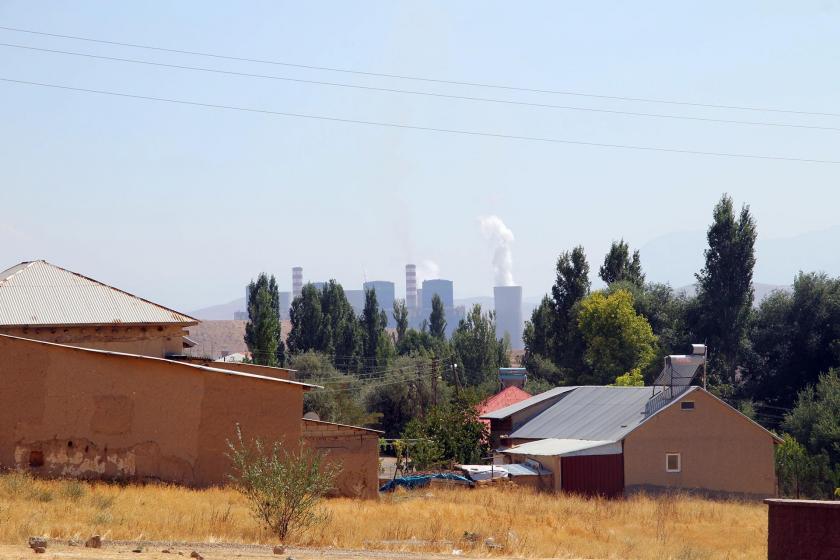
[227,425,338,542]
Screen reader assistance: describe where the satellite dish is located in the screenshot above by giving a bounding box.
[303,411,320,421]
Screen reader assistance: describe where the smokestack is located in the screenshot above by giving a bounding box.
[406,264,417,310]
[292,266,303,299]
[494,285,523,350]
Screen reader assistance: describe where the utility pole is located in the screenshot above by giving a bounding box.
[451,361,461,395]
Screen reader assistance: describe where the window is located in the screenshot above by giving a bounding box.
[681,401,695,410]
[666,453,681,473]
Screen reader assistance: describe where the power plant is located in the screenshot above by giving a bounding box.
[494,285,524,350]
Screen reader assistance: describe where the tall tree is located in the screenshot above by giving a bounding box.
[576,289,657,384]
[287,284,324,354]
[550,246,591,372]
[392,299,409,345]
[360,288,388,364]
[693,194,757,385]
[244,273,285,366]
[451,305,510,386]
[429,294,447,340]
[599,239,644,286]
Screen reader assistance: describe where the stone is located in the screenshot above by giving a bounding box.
[33,547,46,554]
[190,551,203,560]
[27,537,47,550]
[162,549,171,554]
[85,535,102,548]
[272,545,285,554]
[132,548,143,553]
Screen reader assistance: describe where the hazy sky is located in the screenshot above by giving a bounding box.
[1,1,839,310]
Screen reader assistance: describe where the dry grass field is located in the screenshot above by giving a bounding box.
[0,472,767,559]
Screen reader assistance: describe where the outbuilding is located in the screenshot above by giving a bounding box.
[485,384,780,498]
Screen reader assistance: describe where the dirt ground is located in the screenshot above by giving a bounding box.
[0,541,541,560]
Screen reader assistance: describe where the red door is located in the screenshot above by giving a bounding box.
[561,454,624,498]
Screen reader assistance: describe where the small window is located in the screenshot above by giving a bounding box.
[666,453,681,473]
[681,401,695,410]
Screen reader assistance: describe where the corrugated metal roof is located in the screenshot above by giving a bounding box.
[0,260,197,326]
[480,386,576,420]
[502,438,622,457]
[508,386,663,442]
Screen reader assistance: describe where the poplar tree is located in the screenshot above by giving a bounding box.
[429,294,447,340]
[694,194,757,385]
[244,273,285,366]
[599,239,644,286]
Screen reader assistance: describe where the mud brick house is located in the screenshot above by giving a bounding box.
[0,260,380,498]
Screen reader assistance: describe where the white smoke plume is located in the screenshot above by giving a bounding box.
[417,259,440,281]
[479,215,515,286]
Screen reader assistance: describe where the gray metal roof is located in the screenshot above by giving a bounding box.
[509,386,676,442]
[0,260,197,326]
[480,386,576,420]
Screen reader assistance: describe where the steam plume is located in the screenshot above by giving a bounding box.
[479,215,515,286]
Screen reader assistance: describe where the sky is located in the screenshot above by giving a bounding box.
[1,1,839,311]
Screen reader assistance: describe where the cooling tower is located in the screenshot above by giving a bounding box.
[494,285,523,350]
[406,264,417,310]
[292,267,303,299]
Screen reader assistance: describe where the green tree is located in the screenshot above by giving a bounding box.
[244,273,285,366]
[401,393,489,467]
[783,370,840,470]
[693,194,757,386]
[451,304,510,386]
[360,288,388,364]
[550,246,591,371]
[365,355,442,437]
[227,426,337,542]
[393,299,409,345]
[599,239,644,286]
[429,294,447,340]
[287,281,362,370]
[747,274,840,409]
[576,289,658,385]
[287,284,324,354]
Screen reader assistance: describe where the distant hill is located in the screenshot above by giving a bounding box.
[191,297,246,320]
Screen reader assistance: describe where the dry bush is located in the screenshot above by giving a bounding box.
[0,472,767,558]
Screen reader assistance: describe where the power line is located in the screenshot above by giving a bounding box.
[3,77,838,165]
[1,25,838,118]
[2,42,837,133]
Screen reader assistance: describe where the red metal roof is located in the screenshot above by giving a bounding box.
[477,386,532,419]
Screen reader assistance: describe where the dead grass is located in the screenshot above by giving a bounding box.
[0,472,767,559]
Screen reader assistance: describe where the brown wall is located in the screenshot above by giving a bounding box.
[623,389,777,497]
[301,419,381,500]
[765,499,840,560]
[0,324,190,358]
[0,334,304,486]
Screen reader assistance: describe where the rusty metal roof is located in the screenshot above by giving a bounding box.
[0,260,197,326]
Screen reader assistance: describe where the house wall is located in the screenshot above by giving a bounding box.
[0,335,304,487]
[0,324,189,358]
[623,390,777,497]
[301,419,380,500]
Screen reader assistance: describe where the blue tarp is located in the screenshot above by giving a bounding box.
[379,473,473,492]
